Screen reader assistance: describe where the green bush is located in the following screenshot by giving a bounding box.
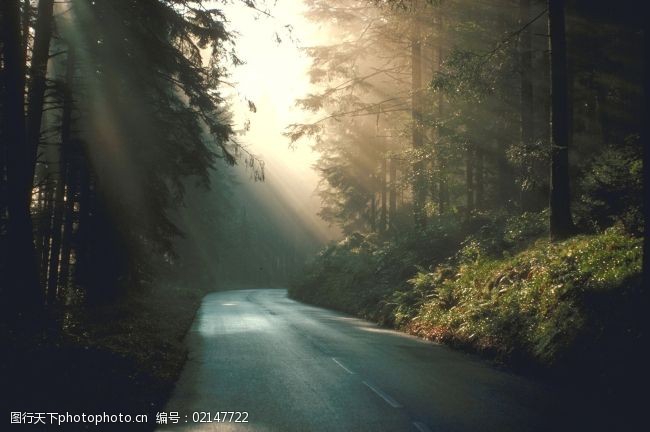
[411,227,642,368]
[576,140,643,234]
[290,214,465,322]
[290,212,642,374]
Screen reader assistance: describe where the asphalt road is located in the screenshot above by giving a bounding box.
[157,289,575,432]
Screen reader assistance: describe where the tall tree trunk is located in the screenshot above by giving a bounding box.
[380,156,387,233]
[520,0,535,211]
[538,36,552,210]
[465,143,474,218]
[21,0,30,74]
[0,0,41,306]
[548,0,575,240]
[34,187,44,266]
[495,137,515,208]
[0,133,6,243]
[369,194,376,232]
[25,0,54,195]
[434,13,449,214]
[388,157,397,230]
[47,48,75,303]
[427,19,438,212]
[0,0,7,235]
[475,147,484,209]
[57,167,78,289]
[439,179,449,214]
[66,145,94,289]
[642,19,648,311]
[411,16,426,227]
[39,182,54,287]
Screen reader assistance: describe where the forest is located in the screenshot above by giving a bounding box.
[292,0,646,338]
[288,0,647,427]
[0,0,324,425]
[1,0,647,431]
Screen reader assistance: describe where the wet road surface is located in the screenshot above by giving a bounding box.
[157,289,574,432]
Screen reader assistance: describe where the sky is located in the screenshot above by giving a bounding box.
[217,0,339,243]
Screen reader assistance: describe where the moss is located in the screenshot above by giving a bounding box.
[411,226,642,368]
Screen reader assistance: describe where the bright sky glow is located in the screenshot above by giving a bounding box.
[218,0,338,243]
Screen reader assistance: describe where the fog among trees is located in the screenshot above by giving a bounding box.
[1,0,646,430]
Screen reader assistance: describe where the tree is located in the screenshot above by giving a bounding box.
[411,15,427,227]
[288,0,426,230]
[0,0,41,307]
[519,0,536,211]
[2,0,262,311]
[548,0,575,240]
[46,45,75,302]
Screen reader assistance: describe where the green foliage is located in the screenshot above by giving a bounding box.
[47,0,260,291]
[502,210,548,245]
[291,213,642,372]
[460,210,547,259]
[576,139,643,234]
[291,233,381,315]
[411,226,642,367]
[290,213,466,322]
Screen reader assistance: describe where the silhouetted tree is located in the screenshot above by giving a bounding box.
[548,0,575,240]
[0,0,40,307]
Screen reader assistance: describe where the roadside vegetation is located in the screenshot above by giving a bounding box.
[291,215,643,379]
[288,0,645,395]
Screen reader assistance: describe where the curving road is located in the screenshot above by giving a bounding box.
[157,289,576,432]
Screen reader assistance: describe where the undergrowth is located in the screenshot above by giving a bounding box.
[290,212,643,376]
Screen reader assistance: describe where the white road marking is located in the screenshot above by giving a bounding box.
[331,357,355,374]
[362,381,403,408]
[412,421,433,432]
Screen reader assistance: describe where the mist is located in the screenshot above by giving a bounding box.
[167,0,339,291]
[1,1,644,431]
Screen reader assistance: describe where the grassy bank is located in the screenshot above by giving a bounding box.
[290,214,643,378]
